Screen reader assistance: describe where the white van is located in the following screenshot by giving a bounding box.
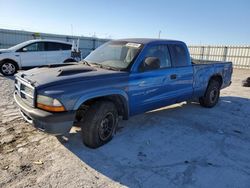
[0,39,75,76]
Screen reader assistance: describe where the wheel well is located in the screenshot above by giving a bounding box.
[75,95,129,122]
[0,59,19,69]
[64,58,76,63]
[209,75,223,88]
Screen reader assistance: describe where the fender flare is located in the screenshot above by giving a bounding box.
[207,74,223,88]
[73,89,129,118]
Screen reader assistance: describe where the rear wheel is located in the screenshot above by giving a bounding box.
[199,80,220,108]
[0,61,18,76]
[80,101,118,148]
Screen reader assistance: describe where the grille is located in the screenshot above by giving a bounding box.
[15,77,35,106]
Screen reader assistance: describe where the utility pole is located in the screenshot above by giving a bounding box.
[158,30,161,39]
[71,24,73,36]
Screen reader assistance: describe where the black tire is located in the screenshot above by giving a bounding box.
[242,77,250,87]
[80,101,118,148]
[199,80,220,108]
[0,61,18,76]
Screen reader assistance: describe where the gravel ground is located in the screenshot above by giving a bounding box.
[0,69,250,188]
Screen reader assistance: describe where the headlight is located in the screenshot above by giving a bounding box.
[37,95,66,112]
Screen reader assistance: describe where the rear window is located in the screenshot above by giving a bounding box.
[61,43,72,50]
[46,42,71,51]
[168,44,188,67]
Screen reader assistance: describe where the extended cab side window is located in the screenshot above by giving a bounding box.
[139,44,171,71]
[168,44,188,67]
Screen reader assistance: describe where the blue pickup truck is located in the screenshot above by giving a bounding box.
[14,39,232,148]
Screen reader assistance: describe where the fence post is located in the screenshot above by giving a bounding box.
[223,46,228,61]
[201,46,204,60]
[92,38,96,51]
[206,46,210,60]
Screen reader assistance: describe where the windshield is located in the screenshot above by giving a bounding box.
[85,41,143,70]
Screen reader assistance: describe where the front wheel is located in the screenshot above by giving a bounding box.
[80,101,118,148]
[199,80,220,108]
[0,61,18,76]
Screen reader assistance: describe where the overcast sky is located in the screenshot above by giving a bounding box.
[0,0,249,45]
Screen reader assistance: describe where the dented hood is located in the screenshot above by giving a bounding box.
[16,63,127,88]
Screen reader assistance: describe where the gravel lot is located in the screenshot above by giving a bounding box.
[0,69,250,188]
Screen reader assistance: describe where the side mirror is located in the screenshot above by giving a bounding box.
[140,57,160,71]
[22,48,28,52]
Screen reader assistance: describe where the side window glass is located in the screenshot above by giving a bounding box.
[24,42,44,52]
[140,44,171,71]
[168,44,188,67]
[61,44,72,50]
[46,42,62,51]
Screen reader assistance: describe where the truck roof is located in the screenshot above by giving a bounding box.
[117,38,184,45]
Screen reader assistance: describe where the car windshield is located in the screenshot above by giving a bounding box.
[85,41,143,70]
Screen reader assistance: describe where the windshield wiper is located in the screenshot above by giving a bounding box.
[81,60,92,67]
[102,65,121,71]
[90,63,120,71]
[90,62,101,67]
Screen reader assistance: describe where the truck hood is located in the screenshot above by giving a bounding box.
[16,63,128,88]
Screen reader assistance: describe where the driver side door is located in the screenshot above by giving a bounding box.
[129,44,175,115]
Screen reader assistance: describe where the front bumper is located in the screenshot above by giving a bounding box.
[14,92,75,135]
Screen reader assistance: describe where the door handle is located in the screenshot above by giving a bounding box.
[170,74,177,80]
[138,81,146,87]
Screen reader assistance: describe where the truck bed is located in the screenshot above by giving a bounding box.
[191,59,233,97]
[191,58,231,65]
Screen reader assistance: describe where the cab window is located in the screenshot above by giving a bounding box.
[168,44,188,67]
[139,44,171,71]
